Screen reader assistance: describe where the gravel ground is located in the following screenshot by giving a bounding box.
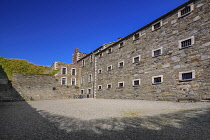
[0,99,210,140]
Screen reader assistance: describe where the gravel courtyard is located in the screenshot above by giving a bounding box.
[1,99,210,140]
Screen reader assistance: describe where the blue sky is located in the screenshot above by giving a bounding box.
[0,0,188,66]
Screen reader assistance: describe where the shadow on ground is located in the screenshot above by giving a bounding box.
[0,100,209,140]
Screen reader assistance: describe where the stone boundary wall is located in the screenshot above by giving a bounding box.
[12,73,79,101]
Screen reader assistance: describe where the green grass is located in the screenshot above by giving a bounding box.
[0,56,58,80]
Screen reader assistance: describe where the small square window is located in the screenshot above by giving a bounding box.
[179,70,195,81]
[133,79,140,86]
[152,21,162,31]
[133,55,140,63]
[118,82,124,88]
[152,75,163,84]
[107,65,112,71]
[179,36,194,49]
[107,84,112,89]
[98,85,102,90]
[152,48,162,57]
[118,61,124,67]
[133,33,140,40]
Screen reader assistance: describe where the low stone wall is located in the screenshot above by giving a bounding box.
[12,73,79,101]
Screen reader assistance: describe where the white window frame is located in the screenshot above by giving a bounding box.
[107,83,112,89]
[81,89,84,94]
[98,85,102,90]
[61,77,67,85]
[152,75,163,84]
[179,70,195,81]
[87,88,91,94]
[61,67,67,75]
[178,36,195,49]
[152,21,163,31]
[107,65,113,71]
[71,78,76,86]
[133,55,141,63]
[98,69,102,74]
[71,68,76,75]
[119,41,124,48]
[178,4,194,18]
[118,81,124,88]
[88,74,92,82]
[118,61,124,67]
[152,47,163,57]
[133,32,140,40]
[107,48,112,54]
[99,52,103,58]
[133,79,141,86]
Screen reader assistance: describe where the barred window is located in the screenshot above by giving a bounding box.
[181,6,191,16]
[181,39,192,48]
[71,78,76,85]
[133,55,140,63]
[71,68,76,75]
[179,70,195,81]
[152,75,163,84]
[118,82,124,88]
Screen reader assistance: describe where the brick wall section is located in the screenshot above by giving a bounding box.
[78,0,210,101]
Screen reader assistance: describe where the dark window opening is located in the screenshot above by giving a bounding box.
[72,69,76,75]
[62,68,67,74]
[134,80,140,85]
[134,33,139,40]
[98,69,102,74]
[153,22,161,30]
[88,89,91,94]
[62,78,66,85]
[154,49,161,56]
[181,39,192,48]
[108,48,112,54]
[182,72,192,80]
[81,90,84,94]
[119,42,124,47]
[107,84,111,89]
[119,62,124,67]
[119,82,124,87]
[181,6,191,16]
[108,66,112,71]
[133,57,140,63]
[98,86,102,90]
[154,77,161,83]
[72,78,76,85]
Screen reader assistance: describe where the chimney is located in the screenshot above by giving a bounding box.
[118,37,123,41]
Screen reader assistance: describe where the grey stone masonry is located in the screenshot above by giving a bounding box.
[77,0,210,101]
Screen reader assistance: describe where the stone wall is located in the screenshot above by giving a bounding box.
[12,73,79,101]
[78,0,210,101]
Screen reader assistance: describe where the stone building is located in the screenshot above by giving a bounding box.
[52,61,81,88]
[75,0,210,101]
